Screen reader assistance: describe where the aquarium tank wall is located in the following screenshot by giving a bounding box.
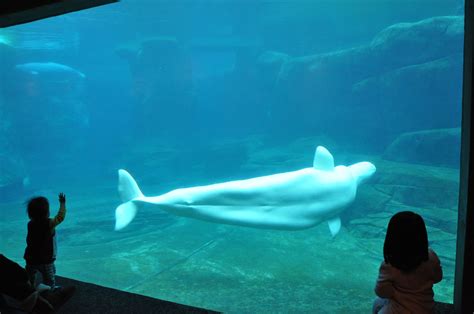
[0,0,465,312]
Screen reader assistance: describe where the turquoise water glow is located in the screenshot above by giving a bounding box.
[0,1,464,312]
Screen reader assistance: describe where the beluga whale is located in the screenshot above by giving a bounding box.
[115,146,376,236]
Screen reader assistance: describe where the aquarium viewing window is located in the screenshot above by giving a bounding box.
[0,0,472,313]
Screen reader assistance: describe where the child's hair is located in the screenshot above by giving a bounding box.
[383,211,429,272]
[26,197,50,220]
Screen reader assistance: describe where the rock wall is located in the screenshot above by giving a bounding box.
[263,16,464,151]
[383,128,461,168]
[0,42,27,198]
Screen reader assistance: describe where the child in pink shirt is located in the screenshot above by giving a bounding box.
[373,211,443,314]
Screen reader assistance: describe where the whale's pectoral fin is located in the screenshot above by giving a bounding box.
[313,146,334,171]
[328,217,341,237]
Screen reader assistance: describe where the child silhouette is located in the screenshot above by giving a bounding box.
[373,211,443,313]
[23,193,67,290]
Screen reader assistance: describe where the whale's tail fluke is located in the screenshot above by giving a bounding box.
[115,169,144,231]
[118,169,144,202]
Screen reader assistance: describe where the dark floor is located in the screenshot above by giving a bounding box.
[434,301,455,314]
[56,277,219,314]
[56,276,454,314]
[1,276,455,313]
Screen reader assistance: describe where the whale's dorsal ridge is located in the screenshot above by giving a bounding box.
[313,146,334,171]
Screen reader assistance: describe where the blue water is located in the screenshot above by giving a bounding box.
[0,1,464,312]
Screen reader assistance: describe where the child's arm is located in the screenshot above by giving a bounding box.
[50,193,67,229]
[374,262,395,298]
[429,248,443,283]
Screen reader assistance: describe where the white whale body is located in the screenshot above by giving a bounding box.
[15,62,86,79]
[115,146,376,235]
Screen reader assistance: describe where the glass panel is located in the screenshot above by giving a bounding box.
[0,0,464,312]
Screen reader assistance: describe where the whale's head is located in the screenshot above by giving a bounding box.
[349,161,376,185]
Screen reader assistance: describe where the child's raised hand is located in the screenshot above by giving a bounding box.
[59,193,66,204]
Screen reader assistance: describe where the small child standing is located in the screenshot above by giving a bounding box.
[23,193,67,290]
[373,211,443,314]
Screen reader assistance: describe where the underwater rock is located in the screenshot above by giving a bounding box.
[346,155,458,249]
[383,128,461,168]
[270,16,463,147]
[351,54,463,145]
[195,47,270,135]
[369,16,463,72]
[0,153,27,200]
[116,37,195,138]
[371,157,459,209]
[256,51,290,89]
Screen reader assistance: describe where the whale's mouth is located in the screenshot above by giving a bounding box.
[350,162,376,184]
